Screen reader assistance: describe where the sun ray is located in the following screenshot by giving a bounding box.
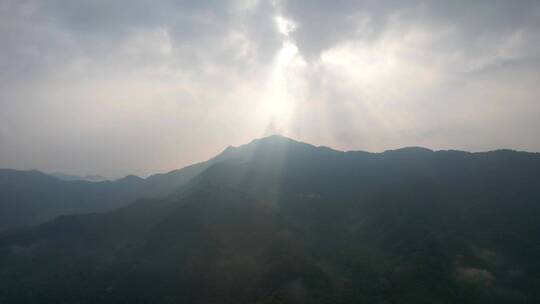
[259,15,305,136]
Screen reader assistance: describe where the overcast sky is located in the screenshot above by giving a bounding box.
[1,0,540,177]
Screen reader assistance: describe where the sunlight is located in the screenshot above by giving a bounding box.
[266,41,297,118]
[258,15,305,134]
[320,42,394,88]
[275,15,296,37]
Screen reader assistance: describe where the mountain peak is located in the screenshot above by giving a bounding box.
[250,134,299,145]
[116,174,144,183]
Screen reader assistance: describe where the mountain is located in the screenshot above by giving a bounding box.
[49,173,109,182]
[1,135,540,303]
[0,149,231,231]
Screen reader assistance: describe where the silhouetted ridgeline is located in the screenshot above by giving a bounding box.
[0,165,203,231]
[1,135,540,303]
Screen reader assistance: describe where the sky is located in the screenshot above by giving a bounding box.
[1,0,540,177]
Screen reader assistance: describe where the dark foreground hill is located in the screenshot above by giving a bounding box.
[1,135,540,303]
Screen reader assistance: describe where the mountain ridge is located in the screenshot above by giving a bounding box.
[2,135,539,232]
[1,135,540,303]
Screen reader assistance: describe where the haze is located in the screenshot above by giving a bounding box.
[1,0,539,177]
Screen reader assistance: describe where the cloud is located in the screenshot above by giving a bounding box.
[277,0,540,151]
[1,0,539,176]
[278,0,540,59]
